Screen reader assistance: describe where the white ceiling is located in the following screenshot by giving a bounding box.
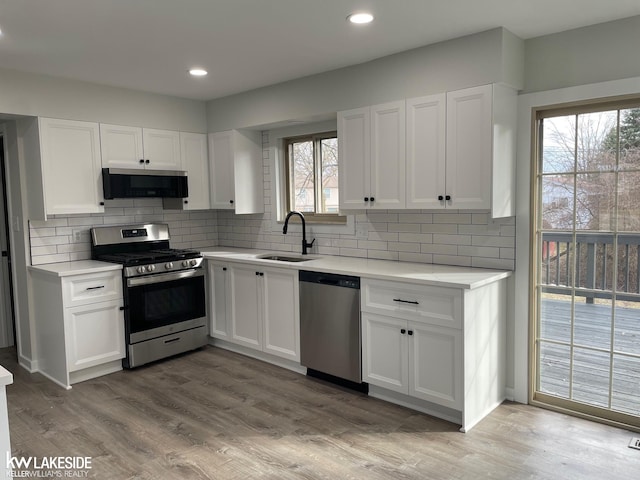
[0,0,639,101]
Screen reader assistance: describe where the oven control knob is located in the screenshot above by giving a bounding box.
[137,266,146,274]
[182,260,190,267]
[165,262,173,270]
[147,264,156,272]
[190,259,198,267]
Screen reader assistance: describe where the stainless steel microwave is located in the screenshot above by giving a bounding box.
[102,168,188,199]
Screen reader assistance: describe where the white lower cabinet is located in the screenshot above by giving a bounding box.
[362,313,408,392]
[409,321,462,408]
[208,263,231,340]
[229,263,262,349]
[65,300,126,372]
[363,313,462,410]
[208,261,300,362]
[362,277,505,432]
[29,266,126,389]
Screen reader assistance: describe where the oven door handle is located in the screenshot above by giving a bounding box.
[127,268,204,287]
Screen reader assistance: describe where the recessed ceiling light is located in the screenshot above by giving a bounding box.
[189,68,208,77]
[347,12,374,24]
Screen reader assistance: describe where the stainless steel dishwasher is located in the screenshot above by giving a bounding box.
[299,270,366,390]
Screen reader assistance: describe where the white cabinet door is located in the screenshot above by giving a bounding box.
[179,132,210,210]
[39,118,104,216]
[409,322,463,409]
[362,312,408,394]
[208,131,236,209]
[142,128,182,170]
[406,94,446,209]
[100,124,181,170]
[208,130,263,213]
[232,130,263,215]
[446,85,492,210]
[262,267,299,361]
[338,107,370,210]
[64,299,125,372]
[99,124,145,169]
[208,262,230,340]
[339,102,405,210]
[370,101,405,209]
[229,263,262,349]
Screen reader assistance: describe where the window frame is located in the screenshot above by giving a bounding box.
[530,95,640,430]
[283,130,345,224]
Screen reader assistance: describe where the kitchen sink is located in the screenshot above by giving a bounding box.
[256,254,313,262]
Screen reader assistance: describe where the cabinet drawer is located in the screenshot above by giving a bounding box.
[62,271,122,307]
[362,279,462,329]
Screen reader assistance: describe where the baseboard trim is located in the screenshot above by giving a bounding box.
[18,354,36,373]
[505,387,516,402]
[208,338,306,375]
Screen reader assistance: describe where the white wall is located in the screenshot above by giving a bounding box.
[0,122,33,365]
[206,28,524,132]
[524,15,640,93]
[0,67,207,132]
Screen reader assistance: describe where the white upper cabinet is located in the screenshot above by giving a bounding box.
[446,85,493,210]
[163,132,210,210]
[99,124,144,169]
[446,84,517,217]
[371,102,406,209]
[208,130,263,214]
[209,130,235,209]
[38,118,105,218]
[100,124,181,170]
[142,128,181,170]
[406,94,446,209]
[339,84,516,216]
[338,101,405,210]
[337,107,369,209]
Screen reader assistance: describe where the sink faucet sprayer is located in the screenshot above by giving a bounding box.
[283,211,315,255]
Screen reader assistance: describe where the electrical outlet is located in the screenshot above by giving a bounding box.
[630,437,640,450]
[487,217,501,234]
[72,229,87,242]
[356,223,368,239]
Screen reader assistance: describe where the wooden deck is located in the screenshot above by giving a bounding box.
[539,298,640,415]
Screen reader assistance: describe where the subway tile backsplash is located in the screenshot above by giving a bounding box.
[29,131,515,270]
[29,199,219,266]
[214,131,516,270]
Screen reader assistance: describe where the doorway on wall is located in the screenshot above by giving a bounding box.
[0,136,15,348]
[532,98,640,429]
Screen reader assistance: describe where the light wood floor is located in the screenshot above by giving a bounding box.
[2,346,639,479]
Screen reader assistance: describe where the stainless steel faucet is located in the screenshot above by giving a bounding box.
[283,211,315,255]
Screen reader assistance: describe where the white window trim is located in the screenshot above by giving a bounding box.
[268,120,355,236]
[515,76,640,406]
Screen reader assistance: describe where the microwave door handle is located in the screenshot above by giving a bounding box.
[127,268,204,287]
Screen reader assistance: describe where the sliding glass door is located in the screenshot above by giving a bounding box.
[534,101,640,427]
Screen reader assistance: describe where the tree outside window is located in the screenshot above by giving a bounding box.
[285,132,343,222]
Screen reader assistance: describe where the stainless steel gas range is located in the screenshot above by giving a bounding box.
[90,223,207,368]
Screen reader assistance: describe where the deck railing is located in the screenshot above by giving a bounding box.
[541,231,640,302]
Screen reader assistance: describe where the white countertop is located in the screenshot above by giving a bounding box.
[28,260,123,277]
[0,366,13,387]
[203,247,511,289]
